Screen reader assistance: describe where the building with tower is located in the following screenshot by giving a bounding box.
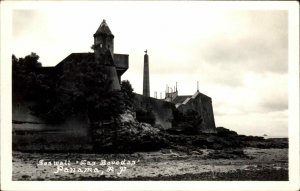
[54,19,128,91]
[12,19,216,150]
[12,20,129,142]
[164,85,216,133]
[34,19,128,88]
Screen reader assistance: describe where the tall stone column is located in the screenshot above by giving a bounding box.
[143,51,150,97]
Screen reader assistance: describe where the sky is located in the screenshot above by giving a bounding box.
[11,2,289,137]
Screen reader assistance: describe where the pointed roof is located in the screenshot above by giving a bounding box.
[94,19,113,36]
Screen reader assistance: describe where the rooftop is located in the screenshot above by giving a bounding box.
[172,95,191,105]
[94,19,113,36]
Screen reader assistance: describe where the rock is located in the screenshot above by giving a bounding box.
[118,110,136,123]
[166,122,199,135]
[161,149,171,154]
[190,150,202,155]
[21,175,31,179]
[216,127,238,136]
[206,149,247,159]
[92,112,169,153]
[240,137,288,149]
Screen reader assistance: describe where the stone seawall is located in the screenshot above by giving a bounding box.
[13,101,92,152]
[133,94,174,130]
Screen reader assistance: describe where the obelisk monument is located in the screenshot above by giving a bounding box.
[143,50,150,97]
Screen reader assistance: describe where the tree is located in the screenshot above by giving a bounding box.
[121,80,134,109]
[12,53,42,101]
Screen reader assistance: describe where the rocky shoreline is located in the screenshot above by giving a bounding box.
[12,147,288,181]
[13,111,288,154]
[12,111,288,181]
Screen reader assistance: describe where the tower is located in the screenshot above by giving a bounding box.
[93,20,120,90]
[93,19,114,63]
[143,50,150,97]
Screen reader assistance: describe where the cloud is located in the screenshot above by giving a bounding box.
[215,73,287,120]
[245,73,288,112]
[134,10,288,90]
[13,10,37,38]
[261,101,288,112]
[215,110,288,137]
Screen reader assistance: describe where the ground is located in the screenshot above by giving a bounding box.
[12,148,288,181]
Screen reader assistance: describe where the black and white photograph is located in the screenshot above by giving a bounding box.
[1,1,299,191]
